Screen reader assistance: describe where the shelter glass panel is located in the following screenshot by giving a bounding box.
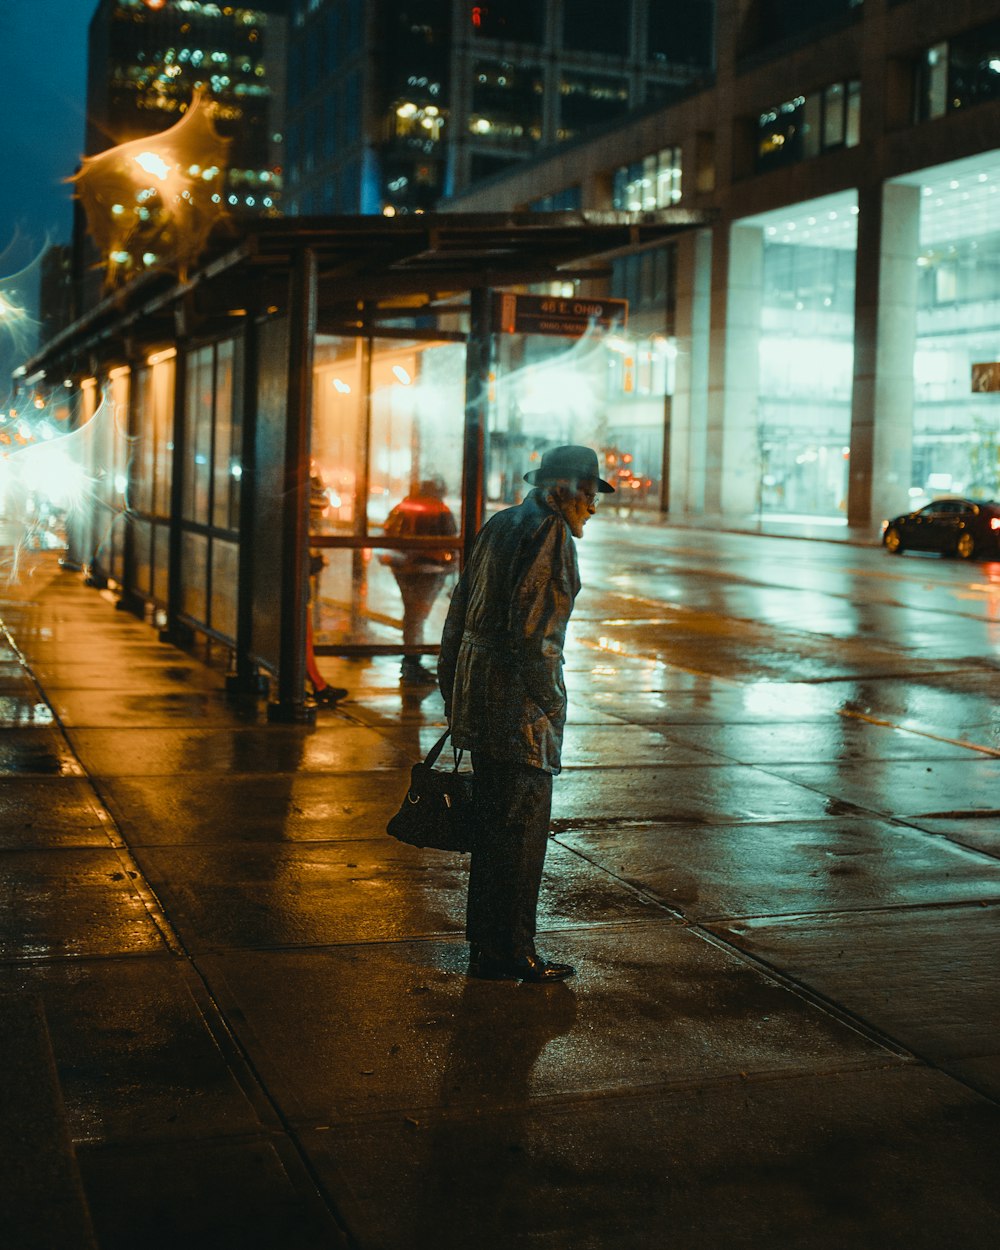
[183,346,213,524]
[310,334,464,652]
[152,523,169,606]
[181,531,208,624]
[178,336,242,640]
[211,538,239,641]
[132,518,152,598]
[105,370,130,584]
[130,355,174,605]
[488,306,666,513]
[211,339,240,531]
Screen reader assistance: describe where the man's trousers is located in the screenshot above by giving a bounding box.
[467,755,553,960]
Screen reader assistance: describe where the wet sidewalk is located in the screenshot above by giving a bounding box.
[2,552,999,1249]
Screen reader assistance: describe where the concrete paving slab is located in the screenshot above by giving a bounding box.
[76,1135,345,1250]
[48,687,268,729]
[557,818,1000,920]
[0,993,97,1249]
[26,661,224,692]
[572,616,950,685]
[560,723,716,767]
[583,683,845,724]
[551,763,848,828]
[366,715,719,768]
[298,1067,1000,1250]
[195,925,893,1125]
[0,955,263,1145]
[0,777,111,848]
[809,676,1000,749]
[901,813,1000,859]
[16,641,194,662]
[130,841,657,952]
[711,903,1000,1095]
[0,848,168,959]
[63,724,414,777]
[333,691,446,728]
[101,772,411,846]
[764,757,1000,819]
[659,718,983,764]
[0,727,85,776]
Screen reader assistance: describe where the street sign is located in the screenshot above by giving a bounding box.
[494,292,628,337]
[971,361,1000,392]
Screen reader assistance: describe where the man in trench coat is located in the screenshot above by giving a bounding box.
[438,445,614,982]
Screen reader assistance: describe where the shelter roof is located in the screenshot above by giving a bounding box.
[22,209,711,381]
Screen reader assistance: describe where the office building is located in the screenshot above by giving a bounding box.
[283,0,714,215]
[446,0,1000,531]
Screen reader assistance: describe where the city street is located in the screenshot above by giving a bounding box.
[1,521,999,1249]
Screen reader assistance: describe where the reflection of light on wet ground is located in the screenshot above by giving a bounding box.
[839,706,1000,758]
[0,698,54,725]
[739,683,836,719]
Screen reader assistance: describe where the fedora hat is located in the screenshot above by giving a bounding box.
[524,444,615,493]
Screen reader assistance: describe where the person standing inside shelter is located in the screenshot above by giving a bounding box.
[438,445,614,983]
[381,477,458,685]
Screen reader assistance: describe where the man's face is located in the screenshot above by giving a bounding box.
[561,480,599,538]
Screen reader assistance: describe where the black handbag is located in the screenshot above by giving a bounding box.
[387,730,475,852]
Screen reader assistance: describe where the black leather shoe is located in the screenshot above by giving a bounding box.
[468,949,575,983]
[311,684,348,706]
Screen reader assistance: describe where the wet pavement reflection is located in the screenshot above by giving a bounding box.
[2,533,999,1248]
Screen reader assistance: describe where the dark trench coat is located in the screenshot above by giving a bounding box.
[437,489,581,775]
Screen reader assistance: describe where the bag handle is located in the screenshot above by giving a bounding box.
[425,729,464,773]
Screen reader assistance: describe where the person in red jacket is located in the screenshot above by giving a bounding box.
[381,477,458,684]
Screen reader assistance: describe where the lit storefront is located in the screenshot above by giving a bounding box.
[903,153,1000,507]
[740,192,859,519]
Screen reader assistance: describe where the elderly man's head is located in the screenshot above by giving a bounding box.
[524,445,614,537]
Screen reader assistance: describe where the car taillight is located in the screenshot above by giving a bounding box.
[880,520,888,532]
[991,517,1000,531]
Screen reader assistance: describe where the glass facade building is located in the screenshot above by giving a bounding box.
[283,0,714,217]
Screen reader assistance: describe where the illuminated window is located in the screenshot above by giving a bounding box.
[613,147,682,210]
[757,80,860,172]
[470,60,543,147]
[916,20,1000,121]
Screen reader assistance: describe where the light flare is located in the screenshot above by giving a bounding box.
[72,90,231,285]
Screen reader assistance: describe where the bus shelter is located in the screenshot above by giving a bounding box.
[18,211,703,720]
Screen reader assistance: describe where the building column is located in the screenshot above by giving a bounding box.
[669,227,712,513]
[848,181,920,528]
[706,223,763,515]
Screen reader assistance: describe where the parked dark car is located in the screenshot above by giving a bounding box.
[881,496,1000,559]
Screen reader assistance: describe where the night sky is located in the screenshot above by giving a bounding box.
[0,0,91,259]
